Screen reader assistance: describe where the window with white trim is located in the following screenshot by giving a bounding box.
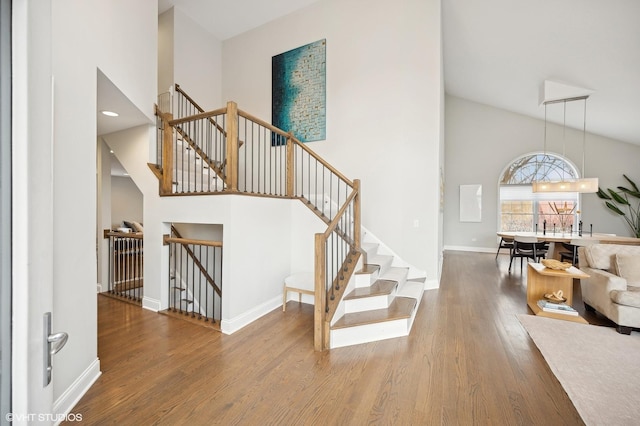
[499,153,580,232]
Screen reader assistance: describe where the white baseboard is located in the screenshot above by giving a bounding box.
[423,278,440,290]
[53,358,101,425]
[96,283,102,293]
[142,296,161,312]
[444,245,495,254]
[221,295,282,335]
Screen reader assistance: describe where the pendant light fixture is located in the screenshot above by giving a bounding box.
[532,81,599,193]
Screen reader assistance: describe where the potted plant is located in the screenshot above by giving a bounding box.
[596,174,640,238]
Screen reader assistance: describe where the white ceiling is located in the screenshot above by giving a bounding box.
[443,0,640,146]
[157,0,321,41]
[98,0,640,149]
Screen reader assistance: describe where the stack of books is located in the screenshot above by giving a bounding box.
[537,300,578,316]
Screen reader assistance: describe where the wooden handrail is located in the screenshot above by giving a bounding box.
[174,84,204,113]
[174,84,228,138]
[173,125,225,178]
[322,185,359,238]
[238,108,354,188]
[104,229,144,239]
[165,227,222,296]
[163,235,223,248]
[238,109,290,138]
[292,137,354,188]
[168,107,228,127]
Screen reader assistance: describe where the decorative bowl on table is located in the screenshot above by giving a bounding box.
[541,259,572,270]
[544,291,567,304]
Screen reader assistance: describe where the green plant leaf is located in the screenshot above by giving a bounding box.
[596,188,612,200]
[608,189,630,205]
[623,174,639,192]
[605,201,626,215]
[618,186,640,198]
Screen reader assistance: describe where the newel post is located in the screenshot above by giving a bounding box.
[161,112,174,194]
[354,179,361,250]
[286,133,294,197]
[314,233,328,351]
[226,101,239,191]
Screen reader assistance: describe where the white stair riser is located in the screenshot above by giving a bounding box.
[355,270,378,288]
[330,318,410,349]
[344,293,394,313]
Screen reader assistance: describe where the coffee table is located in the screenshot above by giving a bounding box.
[526,263,589,324]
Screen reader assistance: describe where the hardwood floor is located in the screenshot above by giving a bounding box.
[66,251,604,425]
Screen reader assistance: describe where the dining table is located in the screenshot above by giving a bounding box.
[496,231,640,260]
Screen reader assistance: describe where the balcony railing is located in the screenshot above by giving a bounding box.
[103,230,143,304]
[164,227,222,325]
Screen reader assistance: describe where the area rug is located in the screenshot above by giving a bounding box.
[517,314,640,426]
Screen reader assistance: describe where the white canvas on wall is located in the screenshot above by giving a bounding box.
[460,184,482,222]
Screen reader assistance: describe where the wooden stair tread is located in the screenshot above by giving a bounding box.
[356,264,380,275]
[344,279,397,300]
[331,297,416,329]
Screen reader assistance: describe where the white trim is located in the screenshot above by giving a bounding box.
[220,295,282,335]
[423,278,440,290]
[142,296,161,312]
[444,245,495,254]
[52,358,101,425]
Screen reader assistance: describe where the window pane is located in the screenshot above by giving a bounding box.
[498,153,580,232]
[500,201,533,232]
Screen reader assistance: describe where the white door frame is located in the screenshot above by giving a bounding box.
[12,0,55,421]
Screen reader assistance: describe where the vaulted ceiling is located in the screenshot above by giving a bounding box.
[100,0,640,149]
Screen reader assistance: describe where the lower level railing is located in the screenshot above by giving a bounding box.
[164,229,223,324]
[104,230,144,304]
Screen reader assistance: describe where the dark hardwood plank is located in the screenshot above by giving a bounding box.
[65,251,587,425]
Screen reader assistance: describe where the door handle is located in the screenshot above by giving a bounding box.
[43,312,69,386]
[47,331,68,356]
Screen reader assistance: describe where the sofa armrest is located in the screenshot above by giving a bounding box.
[581,268,628,310]
[583,268,628,291]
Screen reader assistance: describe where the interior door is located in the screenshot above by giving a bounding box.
[11,0,56,419]
[1,0,12,423]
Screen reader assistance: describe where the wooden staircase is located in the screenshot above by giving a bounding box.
[329,239,424,348]
[152,91,425,349]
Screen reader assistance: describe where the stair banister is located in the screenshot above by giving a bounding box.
[226,101,239,191]
[314,179,361,350]
[286,132,294,197]
[161,111,174,194]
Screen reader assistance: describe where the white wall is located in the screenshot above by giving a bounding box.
[111,176,143,229]
[97,139,112,291]
[158,8,174,95]
[167,7,223,110]
[104,124,323,332]
[47,0,157,412]
[221,0,443,285]
[444,95,640,251]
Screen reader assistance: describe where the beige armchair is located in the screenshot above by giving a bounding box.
[578,244,640,334]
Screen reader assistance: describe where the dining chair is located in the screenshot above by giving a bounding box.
[560,239,600,265]
[495,236,514,259]
[509,236,549,273]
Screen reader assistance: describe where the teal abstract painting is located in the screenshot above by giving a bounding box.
[272,39,326,143]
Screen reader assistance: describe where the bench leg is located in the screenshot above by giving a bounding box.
[282,284,287,312]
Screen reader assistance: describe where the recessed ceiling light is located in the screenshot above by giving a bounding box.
[101,110,119,117]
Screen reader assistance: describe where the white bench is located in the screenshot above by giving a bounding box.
[282,272,314,311]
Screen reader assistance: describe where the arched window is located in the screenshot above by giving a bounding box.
[499,153,580,233]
